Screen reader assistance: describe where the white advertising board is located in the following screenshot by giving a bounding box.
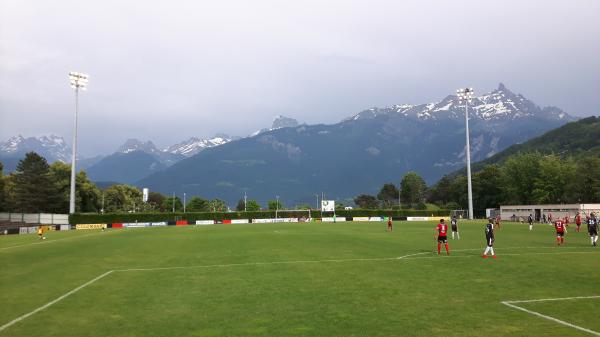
[322,217,346,222]
[195,220,215,225]
[321,200,335,212]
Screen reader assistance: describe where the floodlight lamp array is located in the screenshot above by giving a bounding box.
[69,72,89,90]
[456,87,474,103]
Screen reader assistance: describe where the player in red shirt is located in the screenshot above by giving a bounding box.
[387,216,393,232]
[495,215,501,229]
[575,213,582,232]
[434,219,450,255]
[555,219,567,245]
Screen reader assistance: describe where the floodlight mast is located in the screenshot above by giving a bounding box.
[68,72,89,214]
[456,87,474,220]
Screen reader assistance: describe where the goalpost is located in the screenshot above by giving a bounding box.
[272,209,313,222]
[450,209,468,219]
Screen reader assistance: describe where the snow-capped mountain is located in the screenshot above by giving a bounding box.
[0,134,71,163]
[165,136,231,157]
[138,83,577,205]
[85,135,232,182]
[251,115,300,136]
[347,83,571,123]
[117,139,163,156]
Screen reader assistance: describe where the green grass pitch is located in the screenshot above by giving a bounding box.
[1,220,599,337]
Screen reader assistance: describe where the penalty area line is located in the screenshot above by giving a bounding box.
[502,297,600,336]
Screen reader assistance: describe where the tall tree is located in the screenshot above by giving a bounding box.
[377,183,399,209]
[49,162,101,213]
[147,192,166,212]
[12,152,58,212]
[162,196,183,212]
[566,156,600,203]
[209,199,228,212]
[235,199,245,211]
[246,199,261,211]
[472,165,504,213]
[353,194,379,209]
[400,172,427,206]
[268,199,284,210]
[501,153,542,204]
[187,196,210,212]
[428,175,452,206]
[531,155,574,204]
[103,184,142,213]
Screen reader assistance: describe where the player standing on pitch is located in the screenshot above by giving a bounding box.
[434,219,450,255]
[482,218,496,258]
[528,214,534,231]
[387,216,393,232]
[587,212,598,247]
[451,215,459,239]
[575,212,582,233]
[554,218,566,245]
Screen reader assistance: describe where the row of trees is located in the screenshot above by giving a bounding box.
[0,152,294,214]
[0,153,102,213]
[428,153,600,214]
[3,151,599,215]
[353,152,600,214]
[354,172,427,209]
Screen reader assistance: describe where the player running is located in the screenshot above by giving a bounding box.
[387,216,393,232]
[588,212,598,247]
[434,219,450,255]
[37,226,46,240]
[451,215,459,239]
[554,218,567,245]
[482,218,496,258]
[528,214,534,231]
[575,212,582,233]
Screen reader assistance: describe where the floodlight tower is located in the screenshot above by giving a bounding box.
[456,87,474,220]
[68,72,89,214]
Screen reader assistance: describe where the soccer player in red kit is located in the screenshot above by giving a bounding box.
[555,219,567,245]
[387,216,393,232]
[434,219,450,255]
[575,213,582,232]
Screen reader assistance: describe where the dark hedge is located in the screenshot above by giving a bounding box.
[70,209,449,224]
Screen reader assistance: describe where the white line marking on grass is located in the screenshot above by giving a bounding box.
[0,231,121,251]
[0,271,114,333]
[0,247,597,333]
[502,296,600,336]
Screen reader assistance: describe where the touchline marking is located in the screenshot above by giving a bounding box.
[0,248,597,333]
[0,271,114,333]
[502,296,600,336]
[0,231,121,251]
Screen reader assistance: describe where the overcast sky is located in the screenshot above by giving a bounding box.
[1,0,599,156]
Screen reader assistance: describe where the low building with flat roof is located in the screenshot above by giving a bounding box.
[500,204,600,222]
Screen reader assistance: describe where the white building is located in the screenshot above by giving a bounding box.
[500,204,600,222]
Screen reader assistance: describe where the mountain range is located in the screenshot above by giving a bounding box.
[0,133,233,174]
[136,83,576,205]
[0,116,296,178]
[1,84,582,206]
